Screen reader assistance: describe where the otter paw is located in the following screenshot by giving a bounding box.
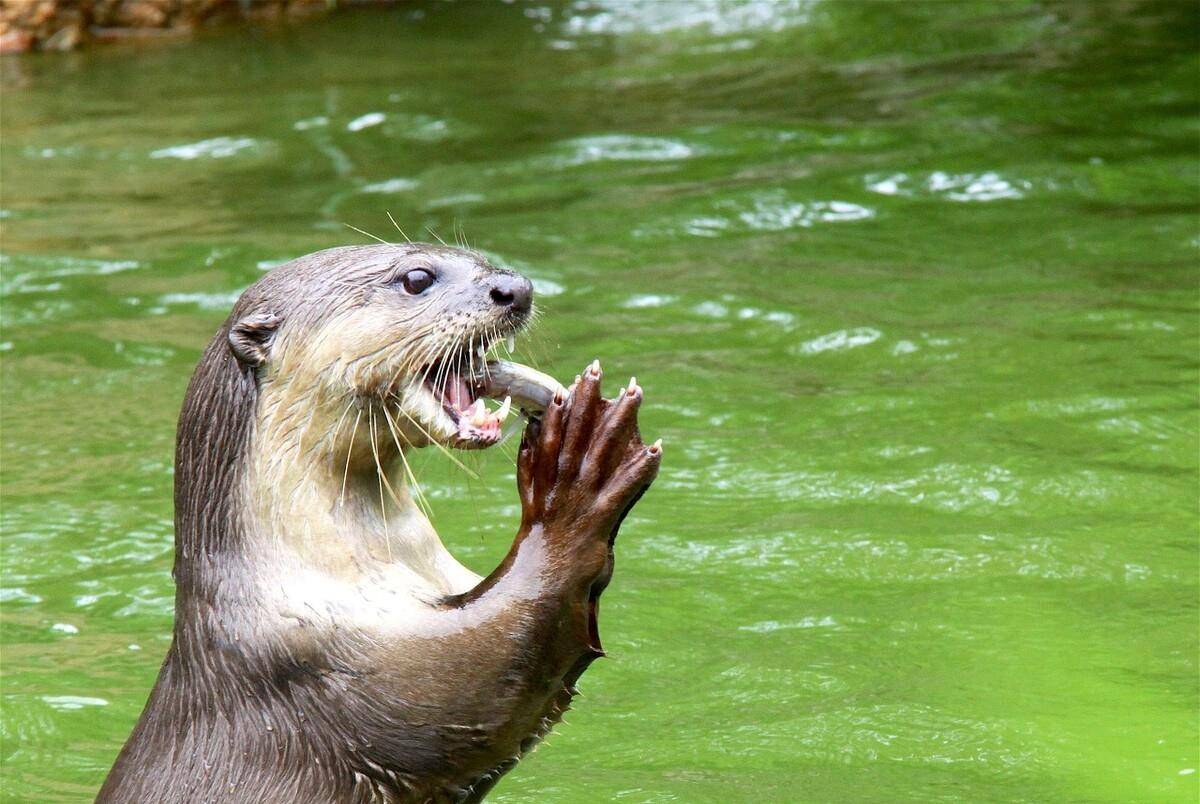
[517,360,661,542]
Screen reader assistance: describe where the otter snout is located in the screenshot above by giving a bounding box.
[489,274,533,319]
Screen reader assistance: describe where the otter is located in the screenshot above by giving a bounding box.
[96,244,661,803]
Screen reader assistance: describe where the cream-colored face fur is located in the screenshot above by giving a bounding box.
[249,246,533,476]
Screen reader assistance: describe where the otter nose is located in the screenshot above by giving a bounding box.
[489,274,533,316]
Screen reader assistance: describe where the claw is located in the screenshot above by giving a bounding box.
[589,359,601,377]
[626,376,637,396]
[649,438,662,454]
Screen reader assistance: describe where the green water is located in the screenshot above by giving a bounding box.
[2,1,1197,801]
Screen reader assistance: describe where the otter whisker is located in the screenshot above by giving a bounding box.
[417,334,447,374]
[315,395,356,466]
[451,340,468,394]
[386,211,412,244]
[368,407,396,562]
[379,403,433,520]
[488,323,506,373]
[477,325,494,380]
[426,225,449,247]
[395,407,481,480]
[339,405,363,507]
[344,222,401,250]
[467,333,477,384]
[427,331,453,392]
[408,342,444,396]
[369,407,406,511]
[513,310,549,371]
[435,333,467,399]
[452,220,471,251]
[433,335,455,388]
[494,440,518,469]
[398,449,431,520]
[394,437,432,522]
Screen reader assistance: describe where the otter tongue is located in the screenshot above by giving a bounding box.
[443,372,475,413]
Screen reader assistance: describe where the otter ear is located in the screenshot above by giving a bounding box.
[228,312,281,368]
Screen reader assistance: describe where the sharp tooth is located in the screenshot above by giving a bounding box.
[470,399,487,426]
[505,334,516,353]
[495,396,512,422]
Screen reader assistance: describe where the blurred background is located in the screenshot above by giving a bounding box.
[1,1,1197,801]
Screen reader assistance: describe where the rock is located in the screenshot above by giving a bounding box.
[0,0,365,53]
[0,29,35,54]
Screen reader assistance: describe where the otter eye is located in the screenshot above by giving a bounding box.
[400,269,435,295]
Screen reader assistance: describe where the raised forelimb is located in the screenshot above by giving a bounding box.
[354,361,663,798]
[274,362,661,801]
[455,360,660,652]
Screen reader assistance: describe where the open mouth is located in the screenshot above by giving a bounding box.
[407,332,564,451]
[419,334,519,448]
[425,360,512,446]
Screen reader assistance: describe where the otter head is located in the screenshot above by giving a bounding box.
[227,244,533,469]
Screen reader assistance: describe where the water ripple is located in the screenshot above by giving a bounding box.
[149,136,262,160]
[563,0,815,36]
[552,134,702,166]
[866,170,1031,202]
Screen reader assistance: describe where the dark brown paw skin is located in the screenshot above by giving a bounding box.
[517,361,661,548]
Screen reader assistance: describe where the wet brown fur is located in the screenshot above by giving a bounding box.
[96,245,660,803]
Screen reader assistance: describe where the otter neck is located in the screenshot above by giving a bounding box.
[253,369,477,597]
[172,340,463,615]
[248,386,457,588]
